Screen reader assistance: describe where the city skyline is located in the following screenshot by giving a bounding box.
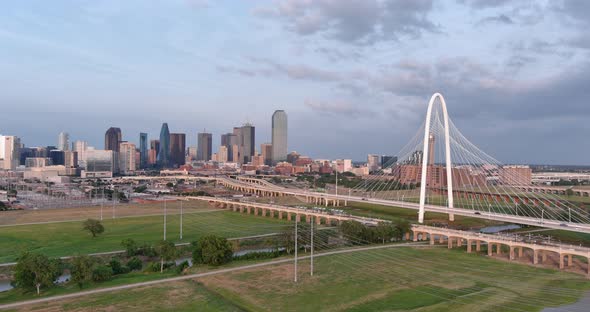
[1,1,589,164]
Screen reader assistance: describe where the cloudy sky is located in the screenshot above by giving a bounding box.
[0,0,589,165]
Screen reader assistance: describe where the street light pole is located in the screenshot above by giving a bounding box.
[294,215,298,283]
[112,186,116,219]
[164,200,167,240]
[100,187,104,221]
[180,200,183,240]
[310,217,314,277]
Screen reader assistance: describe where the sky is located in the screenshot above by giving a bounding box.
[0,0,589,165]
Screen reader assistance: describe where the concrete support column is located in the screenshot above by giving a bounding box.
[306,215,311,223]
[518,247,523,258]
[568,255,573,267]
[247,207,251,214]
[278,211,283,220]
[295,214,301,222]
[560,254,565,269]
[287,212,292,221]
[439,235,444,244]
[509,247,515,260]
[542,252,547,263]
[488,242,493,256]
[448,237,453,249]
[413,231,418,242]
[269,210,274,218]
[262,209,267,217]
[497,244,502,256]
[457,238,462,247]
[430,235,435,245]
[533,250,539,264]
[254,207,258,216]
[476,240,481,252]
[467,240,472,253]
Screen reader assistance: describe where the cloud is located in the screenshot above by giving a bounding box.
[304,99,376,117]
[458,0,513,9]
[254,0,437,44]
[477,14,514,26]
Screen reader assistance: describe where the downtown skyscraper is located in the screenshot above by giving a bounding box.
[271,110,288,164]
[139,133,148,169]
[197,132,212,161]
[105,127,122,152]
[158,123,170,168]
[169,133,186,167]
[58,132,70,151]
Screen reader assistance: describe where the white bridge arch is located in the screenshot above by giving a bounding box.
[418,93,454,223]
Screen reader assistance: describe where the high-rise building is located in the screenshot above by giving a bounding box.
[105,127,122,152]
[0,135,21,170]
[188,147,197,161]
[148,139,160,166]
[72,141,88,168]
[158,123,170,168]
[58,132,70,151]
[367,154,380,172]
[499,165,532,186]
[197,132,212,161]
[261,143,273,166]
[240,123,255,163]
[119,142,137,174]
[381,155,397,169]
[218,146,228,163]
[139,133,148,169]
[49,150,65,165]
[169,133,186,167]
[271,110,288,164]
[221,133,238,161]
[83,149,115,178]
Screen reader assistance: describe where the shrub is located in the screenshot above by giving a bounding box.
[121,239,138,257]
[127,257,143,271]
[109,258,130,275]
[193,235,233,266]
[92,265,113,282]
[146,261,175,272]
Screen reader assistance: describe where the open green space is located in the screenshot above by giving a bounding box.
[0,210,291,263]
[15,247,590,312]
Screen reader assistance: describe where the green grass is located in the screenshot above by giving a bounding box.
[0,210,291,263]
[22,247,590,312]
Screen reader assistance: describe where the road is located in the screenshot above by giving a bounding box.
[0,242,429,310]
[218,177,590,234]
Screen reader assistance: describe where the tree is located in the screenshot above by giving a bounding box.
[83,219,104,238]
[374,222,401,244]
[194,235,233,266]
[156,240,177,273]
[92,265,113,282]
[13,252,60,295]
[70,255,94,289]
[566,188,575,197]
[127,257,143,271]
[340,220,366,245]
[121,238,138,257]
[394,219,411,240]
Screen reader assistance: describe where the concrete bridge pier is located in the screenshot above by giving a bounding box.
[467,240,472,253]
[533,250,539,264]
[476,241,481,252]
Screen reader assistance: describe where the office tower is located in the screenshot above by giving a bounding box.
[72,141,88,168]
[221,133,238,161]
[119,142,137,173]
[169,133,186,167]
[148,140,160,166]
[19,147,34,166]
[261,143,273,166]
[232,144,240,164]
[49,150,65,165]
[84,149,115,178]
[240,123,255,163]
[197,132,212,161]
[187,147,197,161]
[218,146,228,163]
[64,151,78,168]
[271,110,288,164]
[105,127,122,152]
[58,132,70,151]
[367,154,380,172]
[381,155,398,169]
[158,123,170,168]
[139,133,148,169]
[0,135,21,170]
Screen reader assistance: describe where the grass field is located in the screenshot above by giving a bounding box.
[12,247,590,312]
[0,209,291,263]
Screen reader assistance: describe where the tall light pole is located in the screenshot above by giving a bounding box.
[294,215,298,283]
[100,187,104,221]
[310,216,314,277]
[112,185,116,219]
[180,200,183,240]
[164,199,167,241]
